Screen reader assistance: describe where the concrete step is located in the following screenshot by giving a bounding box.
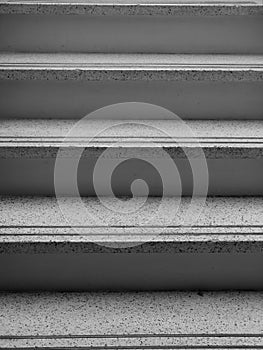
[0,195,262,290]
[0,53,263,119]
[0,0,262,53]
[0,291,262,348]
[1,119,263,196]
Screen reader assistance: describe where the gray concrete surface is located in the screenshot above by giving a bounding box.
[1,0,262,16]
[0,196,263,253]
[1,119,263,196]
[1,119,263,158]
[0,291,262,348]
[0,54,262,119]
[1,119,263,149]
[1,194,262,290]
[1,53,262,81]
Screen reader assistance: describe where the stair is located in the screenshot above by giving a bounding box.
[1,119,263,195]
[0,195,263,290]
[0,0,262,348]
[0,53,262,119]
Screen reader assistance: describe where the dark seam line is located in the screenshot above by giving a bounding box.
[0,1,258,6]
[2,139,263,142]
[1,135,262,137]
[0,225,263,229]
[1,345,262,350]
[1,333,263,339]
[1,232,262,236]
[1,63,263,68]
[0,1,258,5]
[2,141,263,145]
[0,236,262,238]
[1,136,263,139]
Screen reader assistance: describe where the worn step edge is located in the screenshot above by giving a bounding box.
[1,53,263,81]
[0,196,263,253]
[1,119,263,159]
[0,0,262,16]
[0,291,262,349]
[1,334,263,349]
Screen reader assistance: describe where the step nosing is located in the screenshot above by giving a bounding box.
[1,54,262,81]
[0,196,263,254]
[1,333,263,339]
[0,0,262,17]
[2,63,263,68]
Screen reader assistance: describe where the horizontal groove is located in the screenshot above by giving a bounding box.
[0,346,261,349]
[1,225,263,228]
[1,136,263,139]
[0,54,262,81]
[0,344,262,349]
[2,63,263,69]
[1,120,263,158]
[0,292,261,348]
[1,346,262,348]
[1,140,263,145]
[1,333,263,339]
[0,196,262,253]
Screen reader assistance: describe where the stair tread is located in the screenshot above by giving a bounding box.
[1,119,263,159]
[1,53,262,81]
[0,291,262,349]
[0,0,262,17]
[1,195,262,228]
[0,195,262,253]
[1,118,263,140]
[2,0,262,4]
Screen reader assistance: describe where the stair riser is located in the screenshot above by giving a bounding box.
[1,80,262,119]
[1,157,263,196]
[1,14,263,53]
[0,253,262,291]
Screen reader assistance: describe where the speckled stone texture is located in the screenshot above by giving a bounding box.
[0,292,262,348]
[1,53,262,81]
[1,119,263,159]
[0,0,262,16]
[0,196,263,253]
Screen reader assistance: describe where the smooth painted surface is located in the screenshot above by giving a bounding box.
[1,80,262,119]
[0,253,262,290]
[0,14,263,53]
[1,157,263,196]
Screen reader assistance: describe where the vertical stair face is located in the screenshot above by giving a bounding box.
[0,0,263,53]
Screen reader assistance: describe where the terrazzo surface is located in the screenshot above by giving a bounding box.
[0,196,263,252]
[0,292,262,348]
[1,53,262,81]
[0,0,262,16]
[1,119,263,159]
